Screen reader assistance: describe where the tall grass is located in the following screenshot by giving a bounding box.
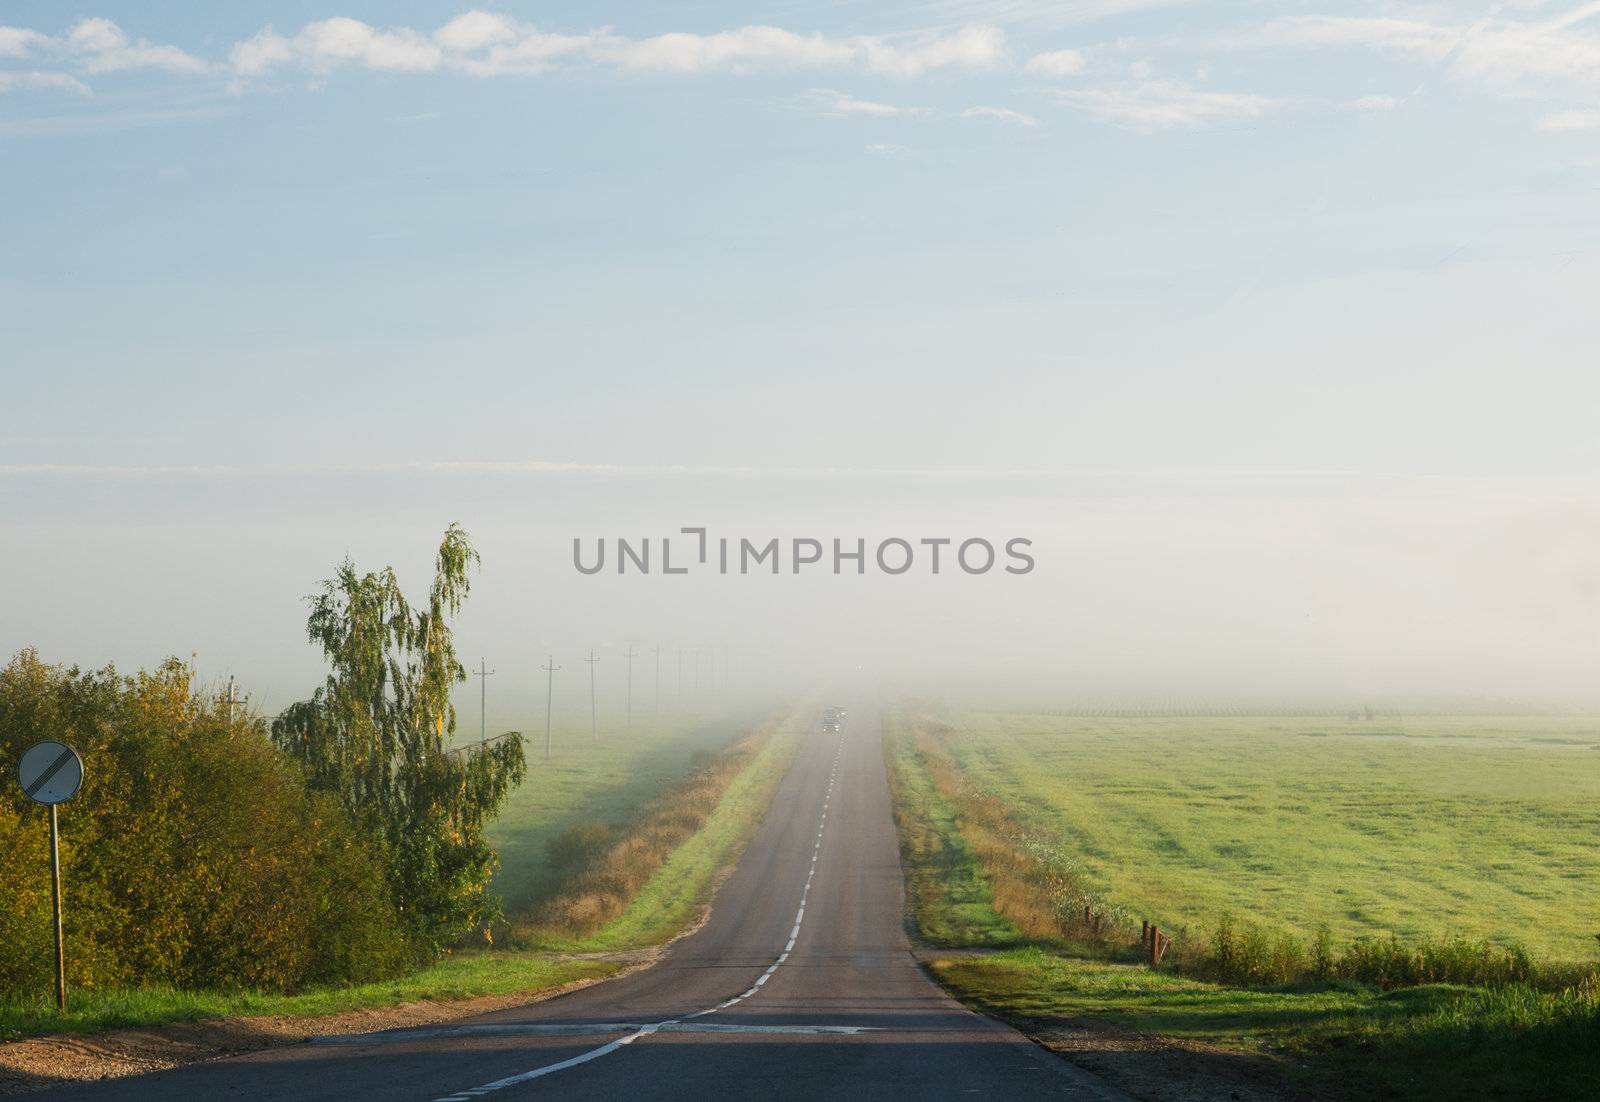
[893,714,1135,950]
[506,716,788,945]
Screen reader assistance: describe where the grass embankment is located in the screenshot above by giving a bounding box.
[486,713,753,911]
[886,709,1600,1101]
[511,709,804,950]
[2,708,799,1040]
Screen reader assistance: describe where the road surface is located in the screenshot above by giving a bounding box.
[48,702,1127,1101]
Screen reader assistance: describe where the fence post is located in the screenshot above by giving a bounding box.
[1150,926,1161,967]
[1141,919,1149,945]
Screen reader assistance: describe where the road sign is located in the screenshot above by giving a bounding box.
[17,741,83,805]
[15,740,82,1013]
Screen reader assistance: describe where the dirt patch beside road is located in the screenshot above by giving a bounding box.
[0,957,651,1096]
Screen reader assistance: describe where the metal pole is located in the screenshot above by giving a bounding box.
[49,804,65,1012]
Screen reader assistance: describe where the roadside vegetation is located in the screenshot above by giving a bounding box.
[0,524,797,1042]
[0,651,409,997]
[887,707,1600,1100]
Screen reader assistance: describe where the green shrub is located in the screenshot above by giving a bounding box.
[0,650,410,995]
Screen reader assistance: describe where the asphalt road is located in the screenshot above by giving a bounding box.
[50,701,1128,1101]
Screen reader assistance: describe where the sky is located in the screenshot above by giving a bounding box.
[3,2,1600,721]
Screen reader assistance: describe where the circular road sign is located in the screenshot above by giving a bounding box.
[17,741,83,806]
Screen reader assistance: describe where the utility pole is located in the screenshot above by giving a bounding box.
[542,656,560,761]
[216,676,243,724]
[585,649,599,741]
[473,659,496,749]
[624,646,636,731]
[653,645,661,720]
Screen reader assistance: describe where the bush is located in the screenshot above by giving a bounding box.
[0,650,410,995]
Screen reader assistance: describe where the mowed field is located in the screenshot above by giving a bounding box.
[484,711,753,911]
[944,711,1600,961]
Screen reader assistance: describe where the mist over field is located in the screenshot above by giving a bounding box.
[4,462,1598,720]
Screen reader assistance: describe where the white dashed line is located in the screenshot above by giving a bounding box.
[430,725,849,1101]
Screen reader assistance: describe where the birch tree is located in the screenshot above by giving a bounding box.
[273,524,525,951]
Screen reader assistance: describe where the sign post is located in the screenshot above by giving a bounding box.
[16,741,84,1013]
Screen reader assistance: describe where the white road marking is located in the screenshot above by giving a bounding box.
[430,727,849,1101]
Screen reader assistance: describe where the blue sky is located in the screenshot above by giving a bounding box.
[3,3,1599,710]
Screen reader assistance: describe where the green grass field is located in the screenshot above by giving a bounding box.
[485,711,754,911]
[943,711,1600,961]
[887,708,1600,1100]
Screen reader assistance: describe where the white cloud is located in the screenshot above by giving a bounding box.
[864,142,909,155]
[1050,79,1272,131]
[1226,13,1600,94]
[1539,108,1600,131]
[1024,47,1085,76]
[595,27,857,73]
[463,31,592,76]
[862,24,1005,78]
[587,23,1003,77]
[433,11,519,54]
[962,104,1040,126]
[1346,94,1403,111]
[230,30,295,77]
[0,70,91,95]
[66,18,210,74]
[3,12,1005,90]
[223,14,1004,80]
[0,26,53,59]
[807,88,924,117]
[236,17,442,75]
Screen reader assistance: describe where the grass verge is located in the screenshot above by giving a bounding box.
[0,954,615,1039]
[933,949,1600,1102]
